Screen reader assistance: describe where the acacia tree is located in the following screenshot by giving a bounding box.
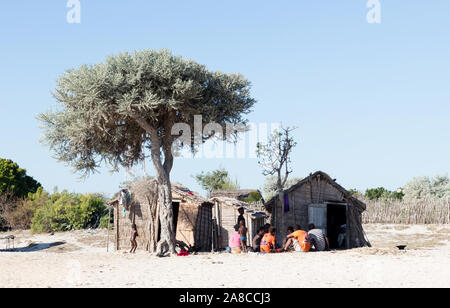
[39,49,255,256]
[256,126,297,202]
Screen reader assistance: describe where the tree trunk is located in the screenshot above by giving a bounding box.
[155,171,176,256]
[135,116,177,257]
[277,171,285,236]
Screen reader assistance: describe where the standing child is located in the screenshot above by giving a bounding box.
[130,224,138,253]
[239,220,248,253]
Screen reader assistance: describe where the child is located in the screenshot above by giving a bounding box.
[260,227,276,253]
[252,227,265,252]
[239,220,248,253]
[284,225,311,253]
[229,224,242,254]
[130,224,138,253]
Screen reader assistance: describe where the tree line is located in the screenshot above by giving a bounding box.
[0,158,110,232]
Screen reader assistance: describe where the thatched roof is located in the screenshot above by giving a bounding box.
[210,189,263,201]
[172,182,209,204]
[209,196,248,208]
[209,196,268,219]
[264,171,366,213]
[109,178,209,206]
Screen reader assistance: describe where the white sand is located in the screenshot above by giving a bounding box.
[0,224,449,288]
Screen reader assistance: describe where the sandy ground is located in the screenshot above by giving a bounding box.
[0,224,449,288]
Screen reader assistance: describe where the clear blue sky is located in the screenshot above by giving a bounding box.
[0,1,449,198]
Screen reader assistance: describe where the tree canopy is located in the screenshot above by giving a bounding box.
[0,158,41,198]
[39,49,255,175]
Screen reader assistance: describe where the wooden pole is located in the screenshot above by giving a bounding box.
[107,207,111,252]
[211,218,215,253]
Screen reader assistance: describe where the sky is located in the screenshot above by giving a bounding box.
[0,1,449,198]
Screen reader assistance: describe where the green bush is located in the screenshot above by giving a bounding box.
[243,191,263,203]
[99,212,114,230]
[31,190,107,233]
[364,187,404,201]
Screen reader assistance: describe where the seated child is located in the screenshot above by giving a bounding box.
[260,227,277,253]
[228,224,242,254]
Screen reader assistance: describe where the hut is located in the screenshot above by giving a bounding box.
[264,171,370,249]
[109,178,214,252]
[210,197,268,250]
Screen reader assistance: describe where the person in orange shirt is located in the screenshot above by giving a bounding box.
[260,227,277,253]
[283,225,311,252]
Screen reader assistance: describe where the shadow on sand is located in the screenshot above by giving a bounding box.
[0,242,66,252]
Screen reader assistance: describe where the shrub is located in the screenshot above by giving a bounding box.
[31,191,107,233]
[243,191,263,203]
[403,175,450,201]
[99,212,114,229]
[364,187,404,201]
[0,187,48,230]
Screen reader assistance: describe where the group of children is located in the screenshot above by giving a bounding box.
[128,207,330,254]
[229,208,330,254]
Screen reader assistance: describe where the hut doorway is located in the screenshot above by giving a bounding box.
[172,202,180,234]
[157,202,181,241]
[326,203,348,249]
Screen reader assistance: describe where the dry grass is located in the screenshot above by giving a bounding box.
[363,224,450,251]
[362,199,450,225]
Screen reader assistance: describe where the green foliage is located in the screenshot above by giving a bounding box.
[220,177,241,191]
[348,189,360,196]
[99,212,114,229]
[364,187,404,201]
[0,158,41,198]
[31,191,107,233]
[194,169,240,196]
[365,187,388,200]
[242,191,263,203]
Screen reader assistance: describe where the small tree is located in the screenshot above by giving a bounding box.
[39,49,255,256]
[256,126,297,202]
[194,169,240,197]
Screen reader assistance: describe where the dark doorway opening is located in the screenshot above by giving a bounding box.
[327,204,347,249]
[157,202,180,242]
[172,202,180,234]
